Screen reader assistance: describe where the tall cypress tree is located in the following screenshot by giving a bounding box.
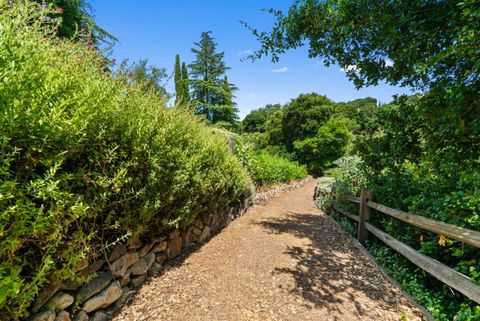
[174,54,182,104]
[181,62,190,102]
[189,31,238,123]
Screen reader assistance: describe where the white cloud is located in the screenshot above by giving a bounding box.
[340,64,358,72]
[272,67,288,73]
[237,49,253,56]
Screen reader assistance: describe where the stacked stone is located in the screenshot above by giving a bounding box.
[255,177,311,204]
[27,206,247,321]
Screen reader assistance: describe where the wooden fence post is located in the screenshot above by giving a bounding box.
[357,189,372,244]
[228,136,234,155]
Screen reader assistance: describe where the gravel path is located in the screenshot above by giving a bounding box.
[114,180,425,321]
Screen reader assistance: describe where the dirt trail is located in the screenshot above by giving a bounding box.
[114,180,425,321]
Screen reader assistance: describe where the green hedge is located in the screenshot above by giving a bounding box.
[247,151,308,185]
[234,138,308,186]
[0,2,252,318]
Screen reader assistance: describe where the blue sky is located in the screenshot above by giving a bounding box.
[91,0,414,119]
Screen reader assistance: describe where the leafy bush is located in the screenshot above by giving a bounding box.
[326,191,480,319]
[240,95,373,176]
[321,156,368,229]
[0,2,252,318]
[321,98,480,319]
[293,117,355,174]
[247,151,308,186]
[326,156,367,197]
[234,139,307,186]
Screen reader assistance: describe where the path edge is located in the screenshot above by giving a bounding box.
[323,212,435,321]
[107,177,313,320]
[254,176,313,204]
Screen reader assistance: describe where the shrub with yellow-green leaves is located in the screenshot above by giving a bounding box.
[234,139,308,186]
[0,2,252,318]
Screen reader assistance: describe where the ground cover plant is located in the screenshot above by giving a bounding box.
[0,2,252,318]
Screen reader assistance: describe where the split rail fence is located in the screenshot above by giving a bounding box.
[333,189,480,304]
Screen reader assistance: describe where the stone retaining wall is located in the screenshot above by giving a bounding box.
[27,179,309,321]
[26,202,248,321]
[254,177,312,204]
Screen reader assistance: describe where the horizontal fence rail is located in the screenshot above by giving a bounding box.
[365,221,480,303]
[333,206,359,222]
[342,195,361,204]
[333,189,480,304]
[367,201,480,247]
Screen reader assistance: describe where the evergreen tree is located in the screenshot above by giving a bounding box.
[189,31,238,124]
[222,75,232,105]
[181,62,190,102]
[214,75,239,124]
[174,54,182,104]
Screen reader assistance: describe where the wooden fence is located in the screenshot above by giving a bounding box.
[333,189,480,304]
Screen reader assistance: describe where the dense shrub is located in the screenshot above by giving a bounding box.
[234,138,307,186]
[293,117,355,174]
[240,95,376,176]
[319,156,368,236]
[320,111,480,319]
[0,2,252,318]
[325,156,366,197]
[246,151,308,186]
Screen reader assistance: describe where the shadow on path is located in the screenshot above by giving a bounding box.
[258,211,397,318]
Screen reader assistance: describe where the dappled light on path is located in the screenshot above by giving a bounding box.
[259,212,402,318]
[114,180,425,321]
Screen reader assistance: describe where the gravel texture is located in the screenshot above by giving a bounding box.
[114,180,425,321]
